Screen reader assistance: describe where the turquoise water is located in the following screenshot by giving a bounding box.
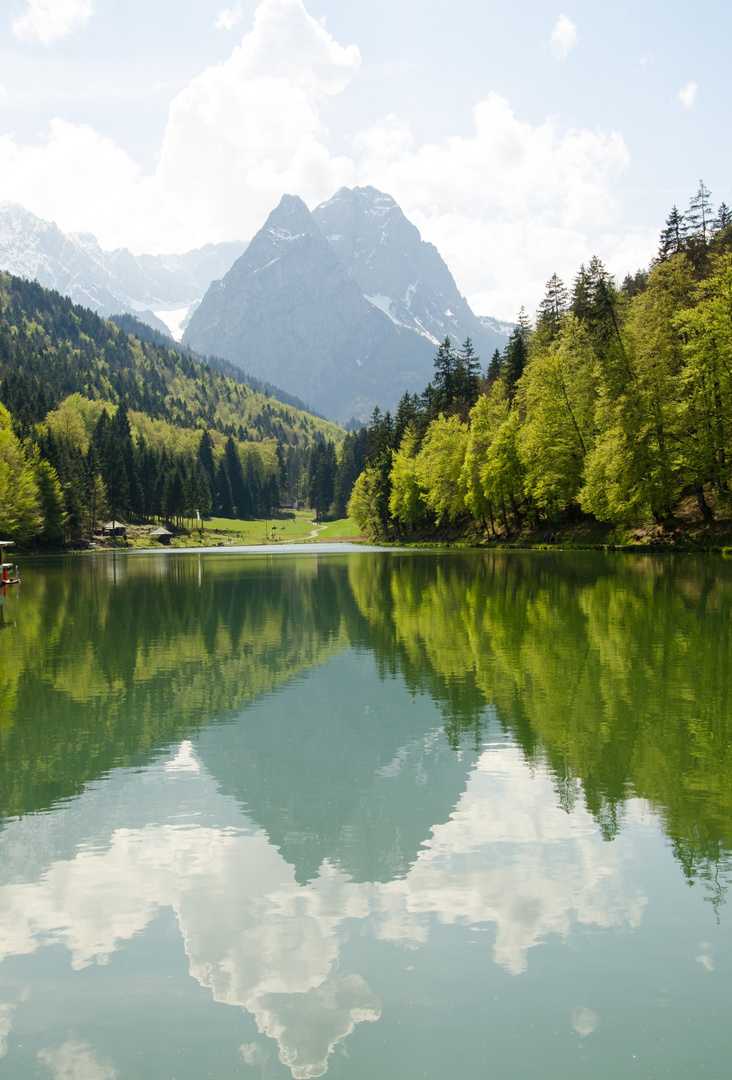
[0,550,729,1078]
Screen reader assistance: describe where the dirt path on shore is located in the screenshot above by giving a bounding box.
[278,523,327,543]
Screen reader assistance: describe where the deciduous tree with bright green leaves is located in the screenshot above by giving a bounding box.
[415,414,469,525]
[389,424,428,528]
[0,402,43,541]
[517,316,597,513]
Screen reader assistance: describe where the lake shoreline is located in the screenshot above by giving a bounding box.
[10,513,732,556]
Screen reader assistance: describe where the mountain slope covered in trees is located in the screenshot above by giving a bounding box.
[0,274,349,544]
[349,184,732,542]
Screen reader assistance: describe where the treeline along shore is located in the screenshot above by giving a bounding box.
[348,184,732,548]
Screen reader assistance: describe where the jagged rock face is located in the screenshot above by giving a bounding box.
[312,186,489,351]
[184,195,433,422]
[185,190,509,422]
[0,202,245,323]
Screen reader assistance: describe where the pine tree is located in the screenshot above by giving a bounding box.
[224,437,247,517]
[536,274,569,340]
[431,337,457,414]
[394,391,424,446]
[215,458,233,518]
[244,453,262,517]
[455,338,481,408]
[658,206,686,260]
[713,202,732,235]
[687,180,714,245]
[503,313,531,397]
[486,349,503,384]
[197,429,216,492]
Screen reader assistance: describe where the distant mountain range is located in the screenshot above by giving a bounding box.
[0,202,246,336]
[0,190,511,423]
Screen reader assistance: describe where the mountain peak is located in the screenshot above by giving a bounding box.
[322,186,399,214]
[261,194,318,251]
[185,185,509,421]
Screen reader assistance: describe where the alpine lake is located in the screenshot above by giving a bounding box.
[0,546,730,1080]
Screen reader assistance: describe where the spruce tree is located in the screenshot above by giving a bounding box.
[197,429,216,492]
[658,206,686,260]
[713,202,732,235]
[215,458,234,518]
[431,337,456,414]
[224,437,247,518]
[456,338,481,407]
[687,180,714,245]
[536,274,569,339]
[502,328,528,396]
[486,349,503,384]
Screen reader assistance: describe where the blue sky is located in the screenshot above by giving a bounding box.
[0,0,729,318]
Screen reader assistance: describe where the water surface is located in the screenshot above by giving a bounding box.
[0,550,729,1078]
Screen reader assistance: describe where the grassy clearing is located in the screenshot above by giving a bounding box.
[117,509,365,550]
[313,518,365,541]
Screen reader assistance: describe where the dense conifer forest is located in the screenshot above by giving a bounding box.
[348,184,732,542]
[0,274,359,544]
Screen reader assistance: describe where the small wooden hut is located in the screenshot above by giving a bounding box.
[102,520,127,538]
[150,526,173,545]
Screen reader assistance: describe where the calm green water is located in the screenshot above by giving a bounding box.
[0,549,730,1079]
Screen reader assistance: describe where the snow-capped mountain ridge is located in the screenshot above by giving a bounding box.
[0,202,247,336]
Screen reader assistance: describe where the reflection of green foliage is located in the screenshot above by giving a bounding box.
[3,551,732,905]
[0,554,351,820]
[348,551,732,896]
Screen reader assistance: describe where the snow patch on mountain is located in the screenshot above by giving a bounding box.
[153,306,197,342]
[477,314,515,339]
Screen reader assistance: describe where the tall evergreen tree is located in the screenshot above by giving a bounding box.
[658,206,686,260]
[431,337,457,414]
[486,349,503,384]
[713,202,732,236]
[244,453,262,517]
[224,437,248,517]
[197,429,216,493]
[503,318,530,397]
[687,180,714,246]
[455,338,481,408]
[215,457,234,517]
[536,274,569,340]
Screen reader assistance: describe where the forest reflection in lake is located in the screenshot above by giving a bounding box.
[0,549,730,1079]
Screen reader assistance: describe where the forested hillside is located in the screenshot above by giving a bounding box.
[349,184,732,542]
[0,274,354,544]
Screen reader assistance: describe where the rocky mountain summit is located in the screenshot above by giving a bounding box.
[183,195,431,421]
[313,187,493,350]
[185,187,508,421]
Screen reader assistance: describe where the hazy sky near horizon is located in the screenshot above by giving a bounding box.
[0,0,729,318]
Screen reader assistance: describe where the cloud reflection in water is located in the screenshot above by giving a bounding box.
[0,738,647,1077]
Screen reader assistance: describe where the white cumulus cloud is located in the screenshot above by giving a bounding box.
[0,0,651,318]
[12,0,95,46]
[678,81,697,108]
[551,13,578,59]
[0,0,360,252]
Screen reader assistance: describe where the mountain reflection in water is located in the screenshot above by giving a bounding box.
[0,550,730,1079]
